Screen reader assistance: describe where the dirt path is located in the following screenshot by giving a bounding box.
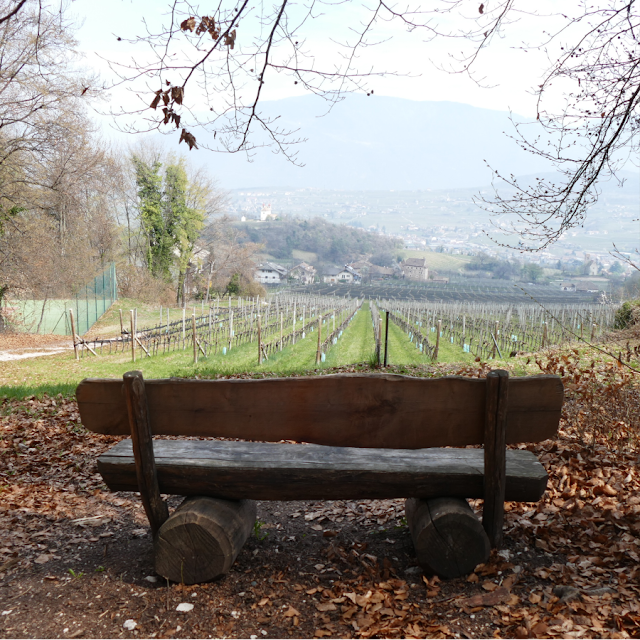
[0,332,73,361]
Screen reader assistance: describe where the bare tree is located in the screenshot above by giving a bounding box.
[467,1,640,251]
[198,216,262,298]
[106,0,423,157]
[0,0,98,233]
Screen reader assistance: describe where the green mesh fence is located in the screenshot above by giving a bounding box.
[3,263,117,335]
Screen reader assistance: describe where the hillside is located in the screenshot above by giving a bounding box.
[235,217,403,266]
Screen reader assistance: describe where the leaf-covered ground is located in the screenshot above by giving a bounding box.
[1,361,640,638]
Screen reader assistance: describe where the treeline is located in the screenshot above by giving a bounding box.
[236,217,403,265]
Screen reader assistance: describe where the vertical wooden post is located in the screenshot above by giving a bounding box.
[483,369,509,548]
[591,323,596,342]
[293,302,296,343]
[316,316,322,364]
[119,309,124,336]
[192,314,198,364]
[383,311,390,367]
[257,314,263,364]
[377,317,383,365]
[434,319,441,360]
[182,308,186,342]
[123,371,169,535]
[229,310,234,350]
[280,312,284,351]
[130,310,136,363]
[69,309,79,360]
[542,321,548,348]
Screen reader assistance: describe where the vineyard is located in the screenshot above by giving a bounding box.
[71,294,364,369]
[294,281,604,304]
[64,292,617,373]
[374,299,615,363]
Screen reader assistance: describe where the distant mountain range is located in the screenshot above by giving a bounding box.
[201,95,552,191]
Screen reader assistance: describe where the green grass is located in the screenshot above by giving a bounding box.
[292,249,318,263]
[0,301,490,402]
[383,320,476,365]
[0,305,374,400]
[323,305,374,367]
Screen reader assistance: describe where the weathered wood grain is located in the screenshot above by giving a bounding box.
[154,496,256,584]
[77,373,563,447]
[123,371,168,535]
[483,369,508,548]
[405,497,490,579]
[97,440,548,501]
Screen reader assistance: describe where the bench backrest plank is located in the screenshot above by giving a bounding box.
[77,373,563,448]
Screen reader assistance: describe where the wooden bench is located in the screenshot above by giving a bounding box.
[77,369,563,584]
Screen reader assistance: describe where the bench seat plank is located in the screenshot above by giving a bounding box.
[98,440,548,502]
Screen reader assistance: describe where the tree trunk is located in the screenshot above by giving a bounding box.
[155,496,256,584]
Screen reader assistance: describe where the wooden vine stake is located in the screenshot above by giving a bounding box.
[130,310,136,363]
[384,311,390,367]
[69,309,79,360]
[434,319,441,361]
[192,314,197,364]
[257,314,262,364]
[316,316,322,364]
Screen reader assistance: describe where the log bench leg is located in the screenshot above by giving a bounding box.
[405,497,490,579]
[155,496,257,584]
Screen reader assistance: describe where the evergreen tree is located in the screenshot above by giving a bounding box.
[164,159,205,305]
[133,155,206,304]
[132,156,173,280]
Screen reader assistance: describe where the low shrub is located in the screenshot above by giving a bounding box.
[614,300,640,329]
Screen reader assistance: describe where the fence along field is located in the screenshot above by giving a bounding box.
[70,293,362,367]
[371,299,615,363]
[2,263,117,335]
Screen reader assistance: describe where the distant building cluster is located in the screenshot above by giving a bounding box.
[253,256,448,287]
[254,261,317,285]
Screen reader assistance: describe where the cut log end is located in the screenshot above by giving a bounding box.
[405,497,490,580]
[154,496,256,584]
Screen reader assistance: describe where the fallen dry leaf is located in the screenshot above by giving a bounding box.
[459,586,511,608]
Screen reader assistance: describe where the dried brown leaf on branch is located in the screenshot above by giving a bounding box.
[150,90,162,110]
[224,29,236,48]
[171,86,184,104]
[179,128,198,150]
[180,16,196,32]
